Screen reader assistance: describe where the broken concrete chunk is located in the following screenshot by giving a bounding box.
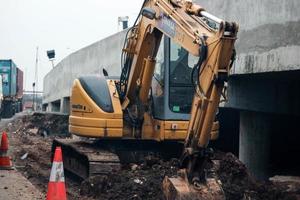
[133,178,143,184]
[131,164,138,171]
[269,176,300,184]
[21,152,28,160]
[28,128,38,135]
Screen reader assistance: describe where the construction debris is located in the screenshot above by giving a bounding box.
[80,159,179,200]
[11,112,69,137]
[270,176,300,184]
[20,152,28,160]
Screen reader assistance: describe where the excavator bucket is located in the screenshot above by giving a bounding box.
[163,170,225,200]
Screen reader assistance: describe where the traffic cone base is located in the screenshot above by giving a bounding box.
[47,182,66,200]
[0,156,12,168]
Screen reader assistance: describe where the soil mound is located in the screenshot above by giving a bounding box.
[80,159,180,200]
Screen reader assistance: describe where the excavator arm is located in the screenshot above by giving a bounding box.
[116,0,238,198]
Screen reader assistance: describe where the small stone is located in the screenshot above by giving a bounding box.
[133,178,143,185]
[4,186,8,189]
[131,164,138,171]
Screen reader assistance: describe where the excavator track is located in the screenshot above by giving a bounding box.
[52,138,183,180]
[52,139,121,179]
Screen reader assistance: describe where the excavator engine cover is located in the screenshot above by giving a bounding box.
[69,75,123,138]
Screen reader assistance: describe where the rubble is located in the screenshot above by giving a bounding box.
[28,128,38,135]
[9,112,70,136]
[270,176,300,184]
[131,164,138,171]
[80,159,179,200]
[217,153,300,200]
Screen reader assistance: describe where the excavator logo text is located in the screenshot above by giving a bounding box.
[72,104,84,110]
[158,13,176,38]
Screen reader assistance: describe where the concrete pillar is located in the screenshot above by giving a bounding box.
[239,111,271,180]
[60,97,70,114]
[47,103,52,112]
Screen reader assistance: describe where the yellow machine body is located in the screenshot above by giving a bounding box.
[69,77,220,141]
[69,78,191,141]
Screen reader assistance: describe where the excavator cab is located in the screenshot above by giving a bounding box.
[152,36,195,120]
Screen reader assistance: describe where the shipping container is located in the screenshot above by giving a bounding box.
[0,59,17,97]
[0,59,23,118]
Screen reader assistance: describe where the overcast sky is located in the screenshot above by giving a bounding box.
[0,0,144,91]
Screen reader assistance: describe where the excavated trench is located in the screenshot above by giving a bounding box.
[2,113,300,200]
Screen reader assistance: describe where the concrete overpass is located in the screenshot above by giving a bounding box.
[43,0,300,179]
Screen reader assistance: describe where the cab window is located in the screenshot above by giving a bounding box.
[169,39,197,113]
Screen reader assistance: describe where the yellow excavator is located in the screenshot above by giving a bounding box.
[53,0,238,199]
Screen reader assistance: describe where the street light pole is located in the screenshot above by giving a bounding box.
[50,59,55,68]
[32,82,35,111]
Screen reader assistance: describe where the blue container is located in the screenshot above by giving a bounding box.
[0,59,17,97]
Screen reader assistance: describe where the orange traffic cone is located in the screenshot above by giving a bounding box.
[0,132,13,170]
[46,146,67,200]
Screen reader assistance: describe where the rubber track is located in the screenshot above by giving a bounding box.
[52,139,121,179]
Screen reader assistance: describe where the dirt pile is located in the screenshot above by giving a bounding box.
[80,159,179,200]
[77,150,300,200]
[9,112,69,136]
[79,152,300,200]
[218,153,300,200]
